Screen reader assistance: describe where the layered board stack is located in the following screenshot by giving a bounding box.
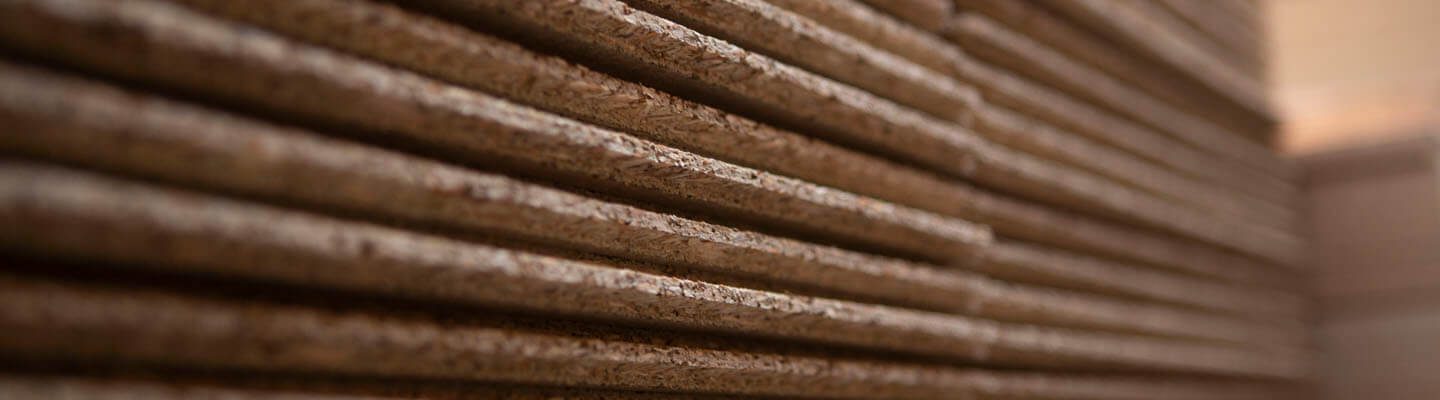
[0,0,1308,398]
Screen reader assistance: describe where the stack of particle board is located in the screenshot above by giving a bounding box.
[0,0,1307,398]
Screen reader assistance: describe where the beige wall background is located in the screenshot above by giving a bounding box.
[1275,2,1440,399]
[1269,0,1440,153]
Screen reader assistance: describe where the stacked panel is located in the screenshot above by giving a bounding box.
[0,0,1308,398]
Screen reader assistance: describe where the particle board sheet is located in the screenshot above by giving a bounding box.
[625,0,982,125]
[619,0,1293,238]
[947,13,1289,184]
[953,0,1274,142]
[971,102,1294,232]
[763,0,1296,211]
[0,376,769,400]
[149,0,1296,291]
[393,0,1299,265]
[743,0,1300,282]
[1032,0,1273,127]
[0,66,1301,348]
[0,0,1311,397]
[0,162,1309,372]
[951,51,1295,207]
[0,0,1299,267]
[0,277,1302,399]
[0,375,1295,400]
[0,0,995,265]
[984,241,1305,321]
[1125,0,1264,80]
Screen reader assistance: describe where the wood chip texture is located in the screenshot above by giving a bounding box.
[0,0,1311,397]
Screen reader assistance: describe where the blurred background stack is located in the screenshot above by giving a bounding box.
[0,0,1317,398]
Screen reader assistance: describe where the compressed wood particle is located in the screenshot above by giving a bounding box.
[618,0,1292,234]
[0,0,1310,395]
[0,0,992,264]
[767,0,964,78]
[0,163,1310,377]
[157,0,1287,290]
[751,0,1301,288]
[0,0,1307,277]
[398,0,1300,265]
[0,67,1304,351]
[769,0,1295,206]
[160,0,991,231]
[623,0,981,124]
[0,374,1296,400]
[0,275,1309,396]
